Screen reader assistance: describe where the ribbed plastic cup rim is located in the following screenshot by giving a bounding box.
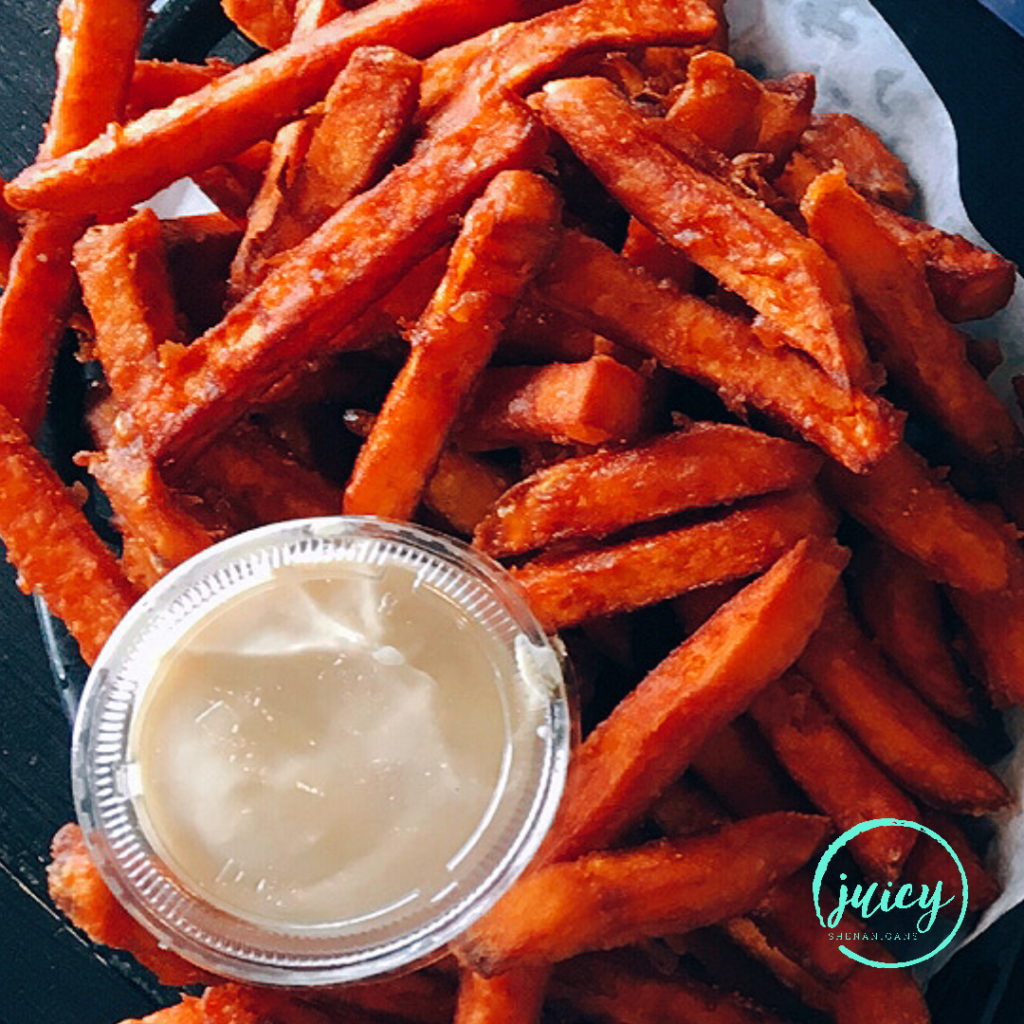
[72,516,570,986]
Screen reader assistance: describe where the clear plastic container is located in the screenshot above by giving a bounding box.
[72,517,569,986]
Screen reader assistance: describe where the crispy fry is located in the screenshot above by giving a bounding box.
[553,952,788,1024]
[798,592,1010,815]
[74,209,185,406]
[795,113,914,211]
[0,179,18,286]
[461,813,831,974]
[200,985,356,1024]
[474,424,822,556]
[223,0,304,49]
[689,717,801,817]
[531,537,847,863]
[0,402,137,663]
[750,672,920,880]
[852,541,976,722]
[455,355,647,452]
[454,968,549,1024]
[232,45,422,296]
[424,449,511,536]
[621,217,696,287]
[823,442,1012,594]
[754,74,816,168]
[430,0,719,135]
[802,166,1021,463]
[534,231,902,473]
[513,488,837,631]
[117,997,205,1024]
[85,444,215,589]
[536,76,870,387]
[192,141,274,227]
[6,0,554,215]
[344,171,562,519]
[500,298,603,363]
[48,824,209,986]
[0,0,146,432]
[132,97,546,464]
[947,506,1024,708]
[649,779,731,838]
[127,58,234,119]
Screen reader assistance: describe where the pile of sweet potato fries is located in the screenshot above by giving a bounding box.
[2,0,1023,1021]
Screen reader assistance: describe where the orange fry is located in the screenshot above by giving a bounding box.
[536,76,870,387]
[803,166,1021,464]
[85,445,215,590]
[232,44,422,296]
[513,488,837,632]
[852,541,976,722]
[425,449,511,536]
[798,593,1010,815]
[0,179,18,286]
[126,58,234,119]
[0,0,145,433]
[131,97,545,464]
[823,442,1013,594]
[454,968,549,1024]
[553,953,788,1024]
[621,216,696,288]
[461,813,830,974]
[48,824,209,986]
[455,355,648,452]
[0,403,137,664]
[116,997,204,1024]
[750,672,919,880]
[474,424,822,556]
[74,208,185,407]
[532,536,847,864]
[947,508,1024,709]
[534,230,902,473]
[430,0,718,133]
[221,0,320,49]
[345,170,562,519]
[6,0,552,215]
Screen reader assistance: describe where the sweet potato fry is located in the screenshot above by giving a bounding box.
[749,672,919,880]
[798,592,1010,815]
[802,166,1021,463]
[474,424,822,556]
[689,717,801,817]
[85,444,215,589]
[621,216,696,287]
[424,451,512,536]
[499,299,603,363]
[795,113,914,211]
[131,97,545,464]
[851,541,976,722]
[74,209,186,407]
[461,813,831,974]
[6,0,553,216]
[536,76,870,387]
[754,74,816,168]
[344,171,562,519]
[48,824,209,986]
[454,968,549,1024]
[823,442,1012,594]
[0,180,18,286]
[232,45,422,297]
[947,507,1024,709]
[126,58,234,119]
[553,953,788,1024]
[0,403,137,663]
[222,0,304,49]
[513,488,837,631]
[532,537,847,863]
[430,0,718,135]
[0,0,146,432]
[455,355,647,452]
[116,997,204,1024]
[649,779,731,838]
[534,231,902,473]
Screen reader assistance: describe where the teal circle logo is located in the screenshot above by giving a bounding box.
[811,818,968,969]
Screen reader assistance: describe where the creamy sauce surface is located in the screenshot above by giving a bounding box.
[129,563,509,927]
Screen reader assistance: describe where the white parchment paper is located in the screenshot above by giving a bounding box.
[732,0,1024,976]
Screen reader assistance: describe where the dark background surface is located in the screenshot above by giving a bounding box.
[2,1,1024,1022]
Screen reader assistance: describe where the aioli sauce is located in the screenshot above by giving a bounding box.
[128,562,511,928]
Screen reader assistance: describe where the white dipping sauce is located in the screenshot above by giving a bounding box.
[128,563,510,928]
